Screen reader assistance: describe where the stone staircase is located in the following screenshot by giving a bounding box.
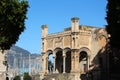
[43,73,75,80]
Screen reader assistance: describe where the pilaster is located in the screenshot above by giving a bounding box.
[71,49,79,73]
[46,57,49,74]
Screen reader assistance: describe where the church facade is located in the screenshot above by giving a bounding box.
[41,17,108,80]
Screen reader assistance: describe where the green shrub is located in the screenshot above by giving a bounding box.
[14,75,20,80]
[23,72,32,80]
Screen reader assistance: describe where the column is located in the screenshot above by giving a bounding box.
[42,53,46,74]
[53,56,56,73]
[46,57,49,73]
[63,53,66,73]
[87,56,89,71]
[71,51,75,73]
[74,50,79,73]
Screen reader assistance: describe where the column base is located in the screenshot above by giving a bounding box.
[53,70,56,73]
[63,72,66,74]
[71,69,81,73]
[71,69,75,73]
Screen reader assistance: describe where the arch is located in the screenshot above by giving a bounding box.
[46,50,54,73]
[96,33,108,41]
[63,47,71,53]
[94,28,108,40]
[54,47,63,73]
[97,34,107,48]
[79,47,91,73]
[79,47,91,56]
[98,34,107,39]
[64,48,71,73]
[79,51,88,73]
[54,47,62,54]
[79,51,88,61]
[46,50,53,55]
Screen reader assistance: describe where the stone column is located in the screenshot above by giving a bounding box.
[71,51,75,73]
[53,56,56,73]
[41,53,46,74]
[87,56,90,71]
[75,53,79,72]
[46,57,49,73]
[63,52,66,73]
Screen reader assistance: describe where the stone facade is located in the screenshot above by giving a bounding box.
[41,17,108,80]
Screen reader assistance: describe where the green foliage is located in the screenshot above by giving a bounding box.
[0,0,29,50]
[106,0,120,47]
[23,72,32,80]
[14,75,21,80]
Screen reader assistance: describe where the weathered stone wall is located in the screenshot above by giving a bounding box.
[0,51,7,80]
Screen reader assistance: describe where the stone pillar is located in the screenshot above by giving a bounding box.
[71,50,79,73]
[87,56,90,71]
[71,51,75,73]
[46,57,49,73]
[53,56,56,73]
[41,53,46,74]
[75,52,79,72]
[63,52,66,73]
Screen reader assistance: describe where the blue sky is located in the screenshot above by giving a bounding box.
[16,0,107,54]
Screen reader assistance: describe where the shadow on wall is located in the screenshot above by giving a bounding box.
[80,42,120,80]
[80,43,109,80]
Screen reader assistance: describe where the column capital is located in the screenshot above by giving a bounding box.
[63,53,66,57]
[46,57,49,60]
[71,49,79,52]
